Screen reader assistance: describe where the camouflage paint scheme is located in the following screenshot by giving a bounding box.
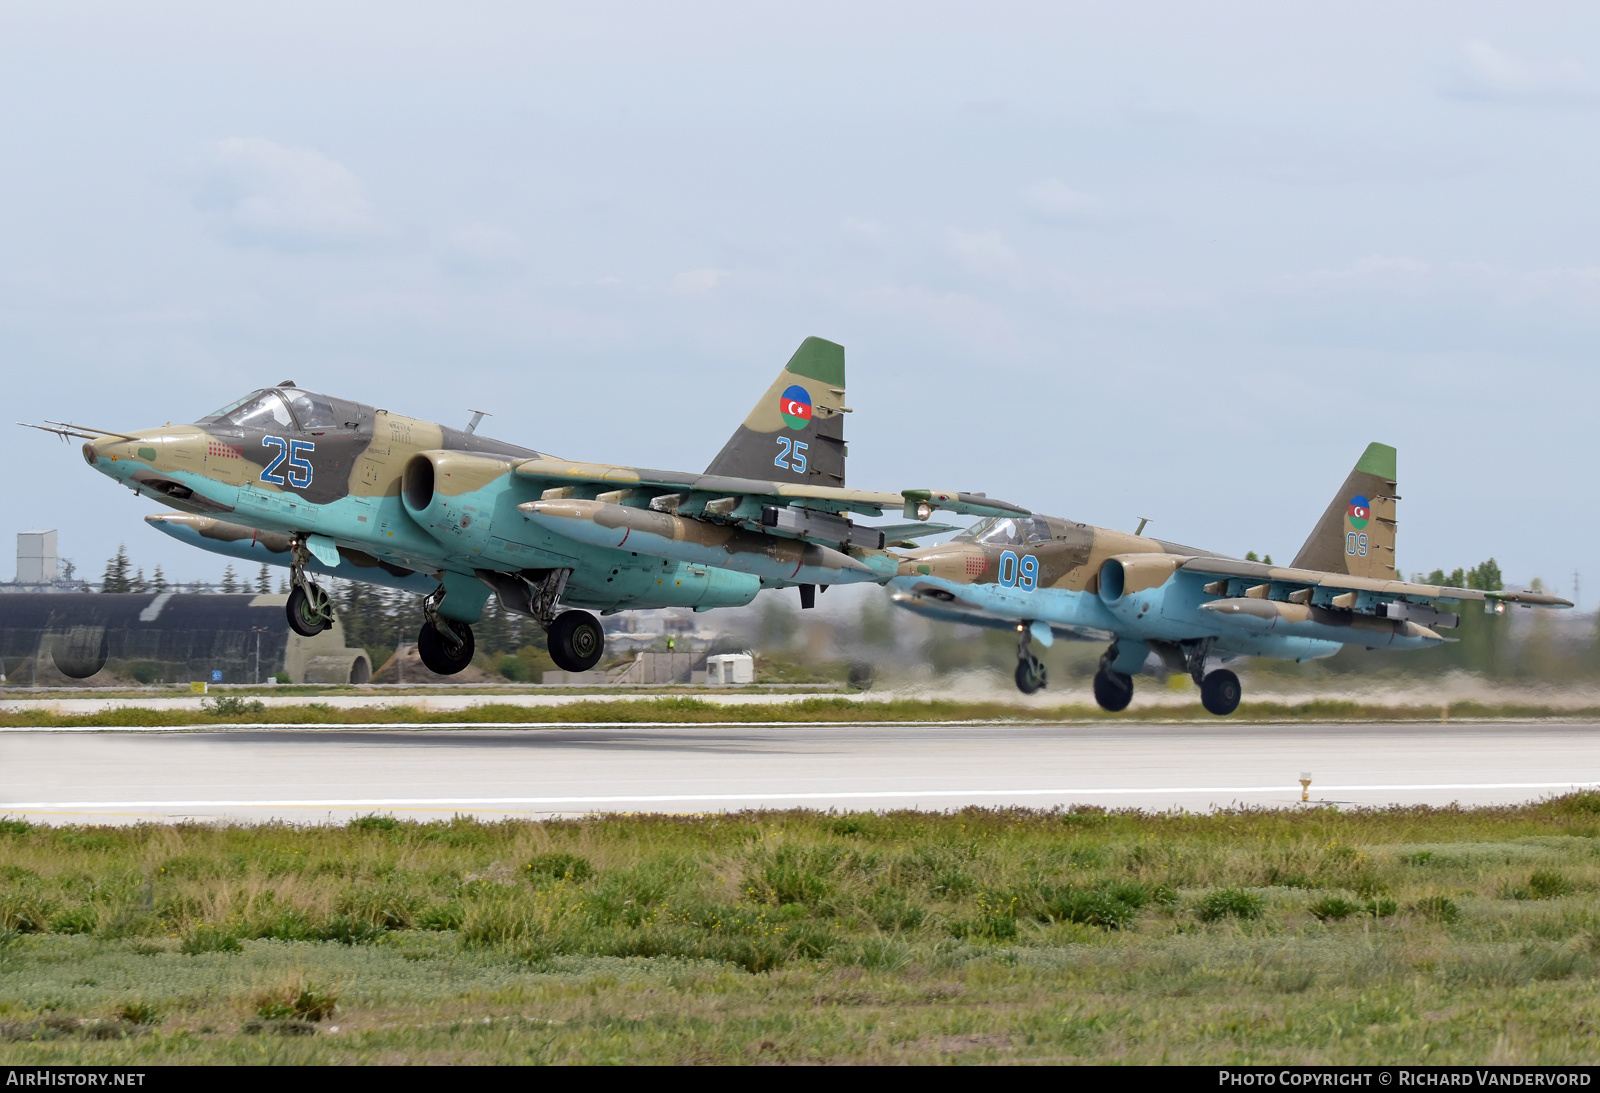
[36,338,1023,673]
[891,442,1572,714]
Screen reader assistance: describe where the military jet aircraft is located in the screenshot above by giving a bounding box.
[890,442,1572,715]
[23,337,1023,676]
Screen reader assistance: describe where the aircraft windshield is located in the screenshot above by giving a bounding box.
[281,389,339,429]
[957,516,1052,546]
[202,388,344,431]
[204,390,295,431]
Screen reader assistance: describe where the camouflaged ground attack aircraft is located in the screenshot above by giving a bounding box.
[891,442,1572,715]
[23,337,1023,676]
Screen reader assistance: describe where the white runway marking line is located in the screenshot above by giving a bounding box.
[6,781,1597,811]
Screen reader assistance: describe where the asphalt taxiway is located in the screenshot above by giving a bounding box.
[2,720,1596,824]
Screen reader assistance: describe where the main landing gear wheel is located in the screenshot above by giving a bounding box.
[1092,668,1134,712]
[286,583,333,636]
[548,610,605,673]
[1014,657,1048,695]
[1200,668,1242,717]
[417,620,475,676]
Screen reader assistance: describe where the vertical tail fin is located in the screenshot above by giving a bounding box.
[703,336,848,485]
[1290,442,1398,580]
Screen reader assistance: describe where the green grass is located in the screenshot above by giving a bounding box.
[4,695,1600,728]
[1,797,1599,1063]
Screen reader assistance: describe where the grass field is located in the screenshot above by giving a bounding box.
[4,694,1600,729]
[2,797,1600,1063]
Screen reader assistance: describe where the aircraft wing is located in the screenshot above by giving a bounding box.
[1176,557,1573,610]
[515,458,1026,527]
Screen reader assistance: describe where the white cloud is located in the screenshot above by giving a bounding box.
[1021,180,1116,225]
[1444,40,1595,104]
[437,222,523,274]
[193,138,388,250]
[669,268,729,294]
[947,229,1027,283]
[1283,256,1600,307]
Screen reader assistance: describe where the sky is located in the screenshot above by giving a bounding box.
[2,1,1597,602]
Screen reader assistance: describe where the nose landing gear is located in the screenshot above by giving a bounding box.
[1012,624,1048,695]
[285,539,336,636]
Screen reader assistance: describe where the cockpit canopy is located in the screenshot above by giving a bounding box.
[956,515,1054,547]
[201,388,359,433]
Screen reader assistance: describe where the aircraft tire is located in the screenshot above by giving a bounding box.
[1092,668,1134,712]
[418,620,475,676]
[286,584,332,637]
[549,610,605,673]
[1014,658,1047,695]
[1200,669,1242,716]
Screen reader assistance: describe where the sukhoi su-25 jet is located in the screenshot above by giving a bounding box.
[891,442,1571,715]
[23,338,1023,676]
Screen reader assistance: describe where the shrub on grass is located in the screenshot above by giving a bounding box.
[0,896,52,934]
[116,1001,161,1026]
[255,982,337,1022]
[1196,888,1265,923]
[1034,881,1164,930]
[1506,869,1575,901]
[525,853,594,885]
[1309,896,1359,922]
[49,907,98,935]
[180,926,241,954]
[1409,896,1461,924]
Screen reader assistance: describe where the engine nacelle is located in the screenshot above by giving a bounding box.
[1098,553,1186,604]
[401,450,514,553]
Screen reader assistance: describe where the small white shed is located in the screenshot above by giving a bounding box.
[704,653,754,685]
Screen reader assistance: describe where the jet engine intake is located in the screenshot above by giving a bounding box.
[1098,553,1185,604]
[401,450,513,552]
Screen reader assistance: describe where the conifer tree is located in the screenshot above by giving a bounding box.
[100,544,131,593]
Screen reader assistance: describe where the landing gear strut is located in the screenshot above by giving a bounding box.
[1013,624,1047,695]
[547,610,605,673]
[1091,643,1134,711]
[285,539,335,636]
[479,567,606,673]
[1199,669,1241,716]
[1183,639,1240,716]
[415,585,475,676]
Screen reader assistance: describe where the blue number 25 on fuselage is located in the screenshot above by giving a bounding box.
[261,436,315,489]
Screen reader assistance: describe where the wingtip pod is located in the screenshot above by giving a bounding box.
[1485,590,1575,608]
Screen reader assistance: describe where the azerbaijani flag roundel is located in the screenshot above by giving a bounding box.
[779,384,813,430]
[1347,495,1371,530]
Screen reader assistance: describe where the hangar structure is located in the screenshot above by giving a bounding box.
[0,592,371,686]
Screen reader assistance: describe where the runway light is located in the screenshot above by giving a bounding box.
[1299,772,1312,803]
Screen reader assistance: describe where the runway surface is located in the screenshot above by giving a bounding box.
[3,719,1597,825]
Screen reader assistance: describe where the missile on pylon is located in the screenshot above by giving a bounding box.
[143,513,437,594]
[518,498,896,588]
[1198,596,1443,650]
